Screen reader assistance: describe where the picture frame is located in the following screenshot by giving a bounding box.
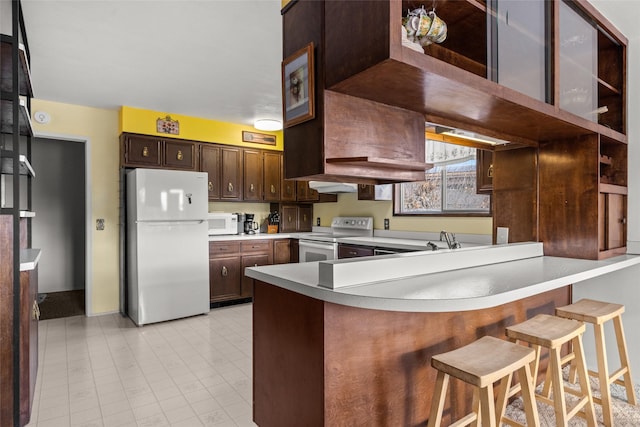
[242,131,277,146]
[282,42,315,128]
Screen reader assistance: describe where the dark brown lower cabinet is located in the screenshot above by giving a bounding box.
[210,239,287,302]
[273,239,291,264]
[209,256,242,302]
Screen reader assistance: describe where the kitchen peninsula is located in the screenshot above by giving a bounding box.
[246,243,640,426]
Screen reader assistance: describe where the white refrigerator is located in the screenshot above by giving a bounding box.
[126,168,209,326]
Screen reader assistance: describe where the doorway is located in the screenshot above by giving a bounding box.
[31,137,87,319]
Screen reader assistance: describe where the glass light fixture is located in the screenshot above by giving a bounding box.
[254,119,282,131]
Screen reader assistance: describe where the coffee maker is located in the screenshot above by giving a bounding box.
[244,213,258,235]
[234,213,246,234]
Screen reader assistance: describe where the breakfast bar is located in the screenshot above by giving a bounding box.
[245,243,640,426]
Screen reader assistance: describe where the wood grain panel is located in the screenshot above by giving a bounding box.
[323,91,425,182]
[283,0,325,180]
[253,281,570,426]
[253,281,325,427]
[0,215,15,427]
[493,147,538,244]
[539,135,600,258]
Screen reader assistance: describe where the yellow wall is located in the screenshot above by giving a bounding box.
[120,106,283,151]
[31,99,120,314]
[313,193,493,234]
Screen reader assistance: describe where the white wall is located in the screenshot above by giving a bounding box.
[576,0,640,379]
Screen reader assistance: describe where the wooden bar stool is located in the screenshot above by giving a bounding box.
[556,299,637,427]
[427,336,539,427]
[505,314,596,427]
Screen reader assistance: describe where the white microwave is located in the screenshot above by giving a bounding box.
[208,212,238,235]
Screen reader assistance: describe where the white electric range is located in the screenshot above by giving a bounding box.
[298,217,373,262]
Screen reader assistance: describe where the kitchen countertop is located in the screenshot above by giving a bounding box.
[209,233,301,242]
[209,232,484,251]
[245,242,640,312]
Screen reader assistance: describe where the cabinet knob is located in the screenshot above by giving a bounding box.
[228,182,233,192]
[303,214,307,221]
[222,266,228,277]
[142,146,149,157]
[621,217,627,224]
[288,215,292,222]
[177,150,183,161]
[360,184,366,189]
[271,184,276,194]
[250,183,255,192]
[208,181,213,192]
[488,164,494,178]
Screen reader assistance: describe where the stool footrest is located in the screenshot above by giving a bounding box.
[609,366,629,384]
[566,395,590,420]
[449,412,477,427]
[500,417,527,427]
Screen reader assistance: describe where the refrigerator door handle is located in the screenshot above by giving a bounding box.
[135,220,206,225]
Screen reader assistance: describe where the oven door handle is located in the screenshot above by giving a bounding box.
[299,240,335,250]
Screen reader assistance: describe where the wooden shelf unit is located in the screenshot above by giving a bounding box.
[0,2,39,426]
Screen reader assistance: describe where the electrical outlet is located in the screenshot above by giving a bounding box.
[316,217,321,226]
[96,219,105,231]
[384,218,390,230]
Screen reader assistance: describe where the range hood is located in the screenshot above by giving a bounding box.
[308,181,357,194]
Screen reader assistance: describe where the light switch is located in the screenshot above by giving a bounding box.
[497,227,509,244]
[96,219,105,231]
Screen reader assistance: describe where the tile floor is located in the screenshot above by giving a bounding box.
[26,303,256,427]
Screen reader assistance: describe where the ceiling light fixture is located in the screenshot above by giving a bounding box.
[254,119,282,131]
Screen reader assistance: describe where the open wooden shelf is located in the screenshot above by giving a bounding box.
[0,35,33,97]
[0,98,33,136]
[1,153,36,177]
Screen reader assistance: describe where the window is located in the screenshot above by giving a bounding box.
[394,140,491,215]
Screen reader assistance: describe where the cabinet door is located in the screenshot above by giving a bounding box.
[476,149,493,194]
[263,152,281,201]
[493,0,548,102]
[606,193,626,250]
[243,149,263,201]
[164,140,197,170]
[296,181,319,202]
[357,184,374,200]
[559,0,597,121]
[290,239,299,263]
[241,253,271,298]
[200,145,221,200]
[209,256,242,302]
[221,147,242,200]
[280,154,297,202]
[298,205,313,232]
[280,205,298,233]
[282,179,297,202]
[273,239,291,264]
[123,134,161,167]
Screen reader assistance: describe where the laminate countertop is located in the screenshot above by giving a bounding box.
[245,242,640,312]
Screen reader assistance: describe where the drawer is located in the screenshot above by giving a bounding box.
[241,240,272,253]
[209,241,240,256]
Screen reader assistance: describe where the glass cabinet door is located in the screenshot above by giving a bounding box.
[559,0,597,121]
[490,0,549,102]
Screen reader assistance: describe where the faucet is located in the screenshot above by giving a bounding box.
[440,231,461,249]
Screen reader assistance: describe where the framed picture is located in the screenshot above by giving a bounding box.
[282,42,315,128]
[242,131,277,146]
